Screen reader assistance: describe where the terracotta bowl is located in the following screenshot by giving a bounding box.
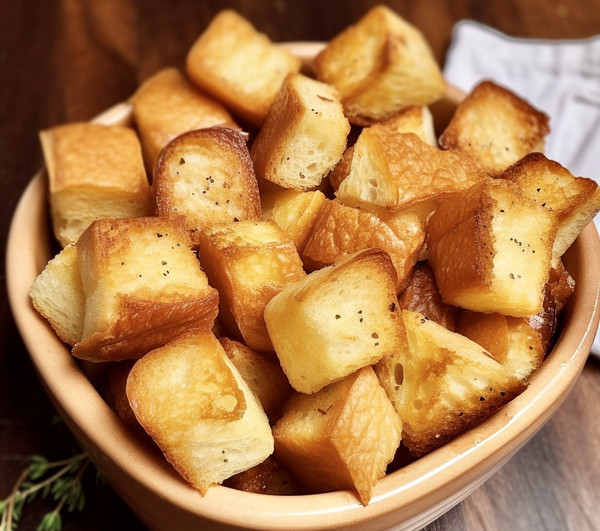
[7,43,600,530]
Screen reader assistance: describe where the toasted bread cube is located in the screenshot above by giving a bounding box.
[395,310,527,456]
[250,73,350,190]
[29,244,85,346]
[223,455,303,495]
[131,67,239,171]
[502,152,600,264]
[264,249,402,394]
[262,189,327,255]
[126,331,274,494]
[219,338,293,424]
[439,81,550,175]
[398,262,458,331]
[427,179,557,317]
[456,311,545,381]
[302,199,424,291]
[336,130,488,216]
[273,366,401,505]
[153,127,261,244]
[313,5,445,125]
[72,217,219,362]
[39,123,152,247]
[197,220,306,352]
[186,10,301,128]
[328,105,436,191]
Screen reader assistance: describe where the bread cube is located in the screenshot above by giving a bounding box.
[439,81,550,175]
[273,366,401,505]
[394,310,527,456]
[314,5,446,125]
[302,199,424,291]
[153,127,261,245]
[131,67,239,171]
[72,216,219,362]
[186,10,301,128]
[197,220,306,352]
[427,179,557,317]
[219,338,293,424]
[262,189,327,255]
[397,262,458,331]
[456,311,545,381]
[250,73,350,190]
[264,249,402,393]
[223,455,302,495]
[502,152,600,264]
[40,122,152,247]
[126,331,274,494]
[29,244,84,346]
[335,129,488,216]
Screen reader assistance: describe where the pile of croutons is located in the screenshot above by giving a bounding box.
[30,5,600,505]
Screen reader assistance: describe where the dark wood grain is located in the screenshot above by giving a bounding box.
[2,1,599,530]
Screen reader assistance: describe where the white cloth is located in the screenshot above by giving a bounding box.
[443,21,600,358]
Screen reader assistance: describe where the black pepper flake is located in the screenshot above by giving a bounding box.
[233,217,239,222]
[179,157,185,165]
[500,391,506,396]
[162,260,167,266]
[479,396,485,401]
[458,412,464,417]
[317,408,327,415]
[157,232,164,238]
[335,314,341,319]
[371,332,379,338]
[374,342,379,346]
[389,302,396,312]
[359,318,363,323]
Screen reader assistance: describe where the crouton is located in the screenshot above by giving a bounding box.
[394,310,527,456]
[264,249,402,393]
[126,331,274,495]
[130,67,239,171]
[153,127,261,245]
[223,455,302,495]
[273,366,401,505]
[502,152,600,264]
[301,199,424,291]
[197,220,306,352]
[427,179,557,316]
[72,216,219,362]
[29,244,84,346]
[439,80,550,175]
[313,5,445,125]
[39,123,152,247]
[250,73,350,190]
[186,10,301,128]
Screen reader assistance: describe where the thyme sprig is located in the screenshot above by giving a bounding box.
[0,452,90,531]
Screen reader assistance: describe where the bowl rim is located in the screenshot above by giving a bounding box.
[6,42,600,530]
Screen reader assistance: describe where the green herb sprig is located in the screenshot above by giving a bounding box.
[0,452,90,531]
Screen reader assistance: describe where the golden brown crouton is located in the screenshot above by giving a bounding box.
[126,331,274,495]
[39,123,152,247]
[439,80,550,175]
[153,127,262,245]
[29,244,85,346]
[223,455,302,495]
[264,249,402,394]
[336,130,489,217]
[250,73,350,190]
[261,189,327,255]
[273,366,401,505]
[130,67,239,171]
[501,152,600,264]
[72,216,219,362]
[427,179,557,317]
[197,220,306,352]
[186,10,301,128]
[394,310,527,456]
[219,338,294,424]
[301,199,424,291]
[313,5,445,125]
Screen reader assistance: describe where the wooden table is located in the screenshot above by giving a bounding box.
[2,1,599,529]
